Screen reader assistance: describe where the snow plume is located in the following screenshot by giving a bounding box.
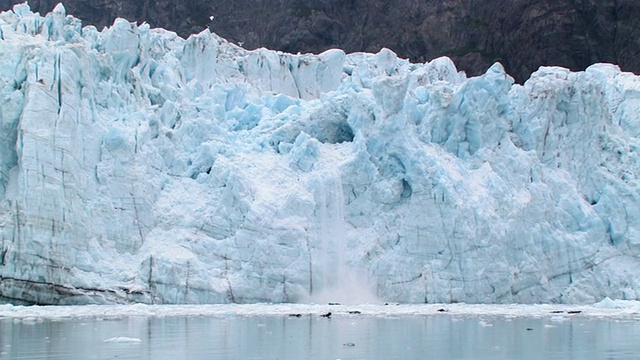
[1,4,640,305]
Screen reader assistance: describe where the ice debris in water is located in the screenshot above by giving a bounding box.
[104,337,142,344]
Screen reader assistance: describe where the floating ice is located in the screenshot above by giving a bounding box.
[104,337,142,344]
[594,297,623,309]
[1,4,640,305]
[0,302,639,320]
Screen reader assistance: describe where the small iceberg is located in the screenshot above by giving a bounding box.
[594,297,623,309]
[104,337,142,344]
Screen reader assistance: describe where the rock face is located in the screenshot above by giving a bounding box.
[1,0,639,83]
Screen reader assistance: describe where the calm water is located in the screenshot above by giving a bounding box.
[1,314,639,359]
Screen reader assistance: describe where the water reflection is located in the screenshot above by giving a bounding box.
[1,314,639,359]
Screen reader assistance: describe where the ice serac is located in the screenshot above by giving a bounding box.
[1,4,640,305]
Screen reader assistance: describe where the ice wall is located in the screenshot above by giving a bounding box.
[1,4,640,305]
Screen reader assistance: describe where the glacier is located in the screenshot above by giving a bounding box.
[1,3,640,305]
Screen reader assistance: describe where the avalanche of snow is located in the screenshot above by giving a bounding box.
[1,3,640,305]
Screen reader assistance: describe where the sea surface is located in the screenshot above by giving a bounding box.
[1,303,639,359]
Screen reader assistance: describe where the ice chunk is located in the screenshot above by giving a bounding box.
[594,297,622,309]
[104,337,142,344]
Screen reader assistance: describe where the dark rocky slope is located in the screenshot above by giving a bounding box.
[1,0,638,83]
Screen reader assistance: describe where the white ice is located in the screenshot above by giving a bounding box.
[1,4,640,305]
[1,299,639,321]
[103,337,142,344]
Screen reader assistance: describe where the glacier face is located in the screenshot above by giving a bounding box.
[1,4,640,305]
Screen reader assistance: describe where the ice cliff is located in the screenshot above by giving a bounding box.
[1,4,640,305]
